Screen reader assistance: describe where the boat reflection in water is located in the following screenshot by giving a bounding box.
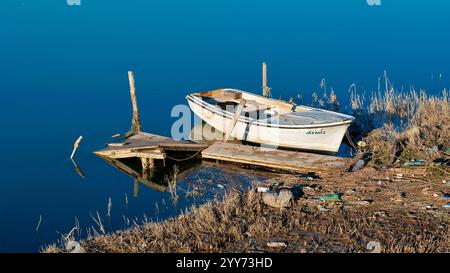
[97,155,269,208]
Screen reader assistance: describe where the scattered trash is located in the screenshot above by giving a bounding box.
[443,203,450,208]
[443,147,450,155]
[351,159,365,172]
[366,241,381,253]
[376,180,384,186]
[431,146,439,152]
[217,184,225,189]
[296,172,320,180]
[70,136,84,160]
[257,186,270,193]
[319,193,341,202]
[267,242,287,248]
[441,193,450,199]
[443,180,447,184]
[402,159,425,167]
[262,189,294,209]
[271,182,284,190]
[357,140,367,148]
[433,194,439,197]
[112,133,121,139]
[432,158,450,167]
[396,173,403,179]
[422,205,433,210]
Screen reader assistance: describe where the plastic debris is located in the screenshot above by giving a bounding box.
[296,172,320,180]
[217,184,225,189]
[432,158,450,166]
[271,182,284,189]
[267,242,287,248]
[257,187,270,193]
[396,173,403,179]
[443,203,450,208]
[402,159,425,167]
[319,193,341,202]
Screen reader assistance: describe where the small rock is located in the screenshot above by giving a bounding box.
[366,241,381,253]
[267,242,287,248]
[396,173,403,179]
[351,159,365,172]
[262,190,294,209]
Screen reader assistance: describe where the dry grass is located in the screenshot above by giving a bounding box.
[363,90,449,165]
[43,167,450,253]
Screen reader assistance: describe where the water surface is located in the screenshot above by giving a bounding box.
[0,0,449,252]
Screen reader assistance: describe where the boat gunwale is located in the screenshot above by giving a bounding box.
[186,90,354,129]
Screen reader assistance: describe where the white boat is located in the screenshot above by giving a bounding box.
[186,88,354,153]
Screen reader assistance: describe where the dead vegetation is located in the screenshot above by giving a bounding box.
[43,167,450,253]
[362,90,449,166]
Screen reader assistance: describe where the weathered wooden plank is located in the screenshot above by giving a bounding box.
[94,132,208,159]
[201,142,348,172]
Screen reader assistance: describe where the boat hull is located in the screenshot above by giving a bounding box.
[187,96,350,153]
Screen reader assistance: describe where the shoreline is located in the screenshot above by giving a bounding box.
[43,166,449,253]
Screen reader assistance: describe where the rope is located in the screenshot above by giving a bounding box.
[165,150,203,162]
[345,130,360,153]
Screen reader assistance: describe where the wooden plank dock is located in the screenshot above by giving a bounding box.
[201,142,349,173]
[94,132,208,173]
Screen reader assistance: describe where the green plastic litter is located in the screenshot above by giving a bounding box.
[402,159,425,167]
[319,193,340,201]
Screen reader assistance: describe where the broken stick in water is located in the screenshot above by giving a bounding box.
[70,136,84,160]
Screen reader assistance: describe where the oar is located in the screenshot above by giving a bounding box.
[223,98,246,143]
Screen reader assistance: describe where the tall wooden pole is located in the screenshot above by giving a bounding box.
[262,62,268,96]
[128,71,141,133]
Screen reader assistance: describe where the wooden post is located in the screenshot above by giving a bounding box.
[128,71,141,133]
[262,62,268,97]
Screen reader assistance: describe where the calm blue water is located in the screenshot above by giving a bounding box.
[0,0,449,252]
